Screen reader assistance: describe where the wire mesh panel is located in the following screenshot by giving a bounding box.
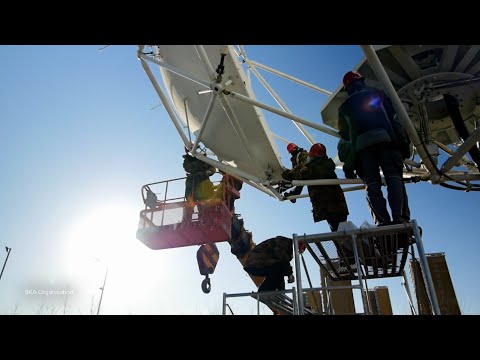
[306,229,412,281]
[252,293,297,315]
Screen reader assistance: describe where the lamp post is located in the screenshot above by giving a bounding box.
[0,246,12,280]
[96,267,108,315]
[92,257,108,315]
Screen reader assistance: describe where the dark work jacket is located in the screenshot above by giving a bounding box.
[338,87,396,152]
[283,156,349,222]
[183,154,215,201]
[286,148,308,196]
[290,148,308,167]
[243,236,293,271]
[338,138,356,173]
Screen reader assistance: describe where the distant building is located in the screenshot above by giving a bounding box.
[367,290,378,315]
[366,287,392,315]
[374,286,393,315]
[320,265,355,314]
[304,291,322,314]
[409,258,432,314]
[409,253,460,315]
[427,253,461,315]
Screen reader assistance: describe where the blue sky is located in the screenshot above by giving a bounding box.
[0,45,478,315]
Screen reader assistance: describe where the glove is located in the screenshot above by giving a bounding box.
[282,169,291,180]
[284,192,297,203]
[287,274,295,283]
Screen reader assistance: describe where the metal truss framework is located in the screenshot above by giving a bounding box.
[292,219,440,315]
[137,45,480,201]
[221,220,441,315]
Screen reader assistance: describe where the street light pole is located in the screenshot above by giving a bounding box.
[0,247,12,280]
[96,267,108,315]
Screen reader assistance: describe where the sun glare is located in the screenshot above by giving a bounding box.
[62,205,147,294]
[61,203,185,313]
[64,205,138,266]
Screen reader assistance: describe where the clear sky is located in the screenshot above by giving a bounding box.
[0,45,478,315]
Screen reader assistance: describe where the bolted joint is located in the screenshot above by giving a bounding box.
[429,173,441,184]
[211,82,224,94]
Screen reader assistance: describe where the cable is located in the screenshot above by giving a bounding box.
[413,125,480,191]
[439,182,480,192]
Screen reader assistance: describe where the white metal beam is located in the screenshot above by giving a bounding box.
[191,93,217,153]
[361,45,439,180]
[249,60,332,96]
[225,89,340,138]
[238,45,247,58]
[454,45,480,72]
[193,152,278,198]
[467,59,480,76]
[243,179,278,197]
[388,46,421,80]
[383,66,409,87]
[433,139,475,168]
[271,132,291,145]
[291,178,364,186]
[441,126,480,173]
[247,60,316,145]
[139,53,210,89]
[440,172,480,182]
[284,183,366,199]
[218,93,264,174]
[265,184,286,201]
[439,45,458,72]
[343,185,366,192]
[193,152,260,185]
[139,56,191,147]
[194,45,217,81]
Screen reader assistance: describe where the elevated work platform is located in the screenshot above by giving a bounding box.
[305,223,412,281]
[136,179,232,250]
[221,220,441,315]
[292,220,442,315]
[136,199,232,250]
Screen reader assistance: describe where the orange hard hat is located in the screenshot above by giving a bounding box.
[309,143,327,158]
[343,70,364,90]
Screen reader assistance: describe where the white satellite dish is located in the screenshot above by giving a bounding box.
[138,45,480,197]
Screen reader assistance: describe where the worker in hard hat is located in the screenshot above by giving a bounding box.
[283,143,349,231]
[214,171,243,213]
[338,71,410,228]
[283,143,353,263]
[282,142,308,203]
[243,236,306,292]
[182,148,216,222]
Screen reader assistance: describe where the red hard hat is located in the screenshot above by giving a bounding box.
[309,143,327,158]
[287,143,298,154]
[343,70,364,90]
